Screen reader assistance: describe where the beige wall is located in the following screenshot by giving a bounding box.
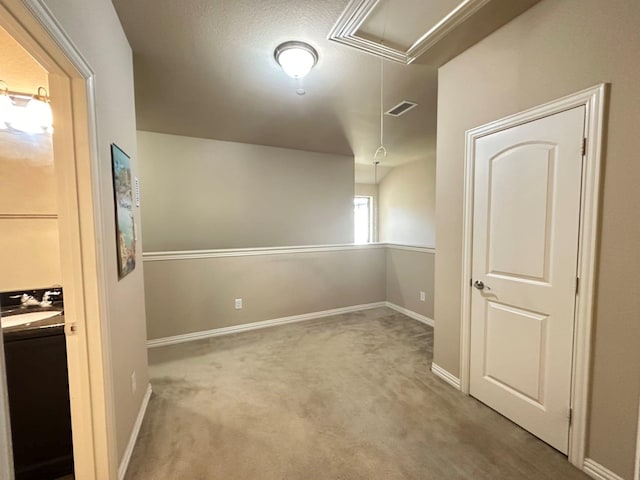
[379,158,436,247]
[386,248,434,320]
[43,0,150,463]
[144,248,387,340]
[434,0,640,477]
[0,27,60,292]
[137,131,354,251]
[144,245,435,340]
[0,24,47,93]
[0,219,60,291]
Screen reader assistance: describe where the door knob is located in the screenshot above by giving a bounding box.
[473,280,488,290]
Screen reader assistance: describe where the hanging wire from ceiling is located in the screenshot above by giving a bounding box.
[373,54,386,184]
[373,8,389,185]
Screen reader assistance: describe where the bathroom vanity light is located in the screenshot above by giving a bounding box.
[0,81,14,129]
[0,82,53,133]
[25,87,53,132]
[274,41,318,78]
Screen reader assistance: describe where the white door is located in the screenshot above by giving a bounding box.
[469,106,585,454]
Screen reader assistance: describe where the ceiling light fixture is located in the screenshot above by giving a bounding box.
[274,41,318,79]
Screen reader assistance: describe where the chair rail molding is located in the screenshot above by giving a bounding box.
[142,243,435,261]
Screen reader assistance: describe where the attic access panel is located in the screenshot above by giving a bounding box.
[329,0,490,63]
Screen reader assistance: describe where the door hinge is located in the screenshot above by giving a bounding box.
[470,278,473,287]
[582,137,587,156]
[575,277,580,295]
[568,408,573,425]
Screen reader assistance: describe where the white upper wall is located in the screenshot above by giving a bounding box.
[378,157,436,247]
[138,131,355,251]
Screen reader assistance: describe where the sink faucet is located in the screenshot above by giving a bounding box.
[9,293,41,307]
[9,290,61,307]
[42,290,61,306]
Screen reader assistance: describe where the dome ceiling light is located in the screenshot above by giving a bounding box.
[274,41,318,79]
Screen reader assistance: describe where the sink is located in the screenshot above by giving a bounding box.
[1,311,62,329]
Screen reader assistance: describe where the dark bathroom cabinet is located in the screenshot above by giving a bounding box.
[4,325,74,480]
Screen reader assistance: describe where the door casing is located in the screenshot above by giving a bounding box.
[459,84,607,469]
[0,0,118,478]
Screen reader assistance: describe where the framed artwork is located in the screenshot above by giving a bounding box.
[111,143,136,279]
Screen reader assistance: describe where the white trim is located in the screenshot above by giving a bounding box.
[147,302,387,348]
[24,0,94,77]
[385,244,436,254]
[635,398,640,480]
[142,243,434,262]
[328,0,490,64]
[431,363,461,390]
[143,243,386,262]
[385,302,434,327]
[118,384,152,480]
[459,84,607,469]
[583,458,625,480]
[15,0,119,476]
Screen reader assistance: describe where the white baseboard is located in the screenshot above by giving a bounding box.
[635,400,640,480]
[385,302,434,327]
[147,302,387,348]
[431,363,461,390]
[118,384,152,480]
[583,458,625,480]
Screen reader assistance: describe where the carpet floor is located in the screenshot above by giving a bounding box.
[125,307,588,479]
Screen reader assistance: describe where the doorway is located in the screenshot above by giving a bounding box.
[0,0,117,478]
[459,85,607,468]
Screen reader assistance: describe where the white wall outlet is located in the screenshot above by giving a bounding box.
[235,298,243,309]
[131,371,137,394]
[420,291,426,302]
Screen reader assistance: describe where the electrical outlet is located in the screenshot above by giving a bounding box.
[235,298,243,309]
[420,291,426,302]
[131,371,137,394]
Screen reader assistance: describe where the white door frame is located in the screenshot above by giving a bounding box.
[635,397,640,480]
[459,84,607,468]
[0,0,117,478]
[0,331,14,479]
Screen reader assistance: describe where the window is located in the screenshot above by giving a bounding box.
[354,196,373,243]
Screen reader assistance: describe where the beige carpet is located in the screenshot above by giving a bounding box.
[125,307,588,479]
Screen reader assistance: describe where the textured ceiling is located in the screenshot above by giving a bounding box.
[112,0,438,169]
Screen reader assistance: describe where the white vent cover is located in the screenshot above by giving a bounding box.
[385,101,418,117]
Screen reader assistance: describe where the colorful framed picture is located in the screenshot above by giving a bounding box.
[111,143,136,279]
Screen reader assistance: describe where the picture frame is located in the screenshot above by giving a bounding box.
[110,143,136,279]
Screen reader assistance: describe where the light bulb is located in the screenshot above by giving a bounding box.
[0,93,15,128]
[26,96,52,130]
[275,42,318,79]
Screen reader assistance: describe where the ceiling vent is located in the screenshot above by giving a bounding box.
[385,101,418,117]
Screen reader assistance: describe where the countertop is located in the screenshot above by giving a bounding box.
[1,303,65,340]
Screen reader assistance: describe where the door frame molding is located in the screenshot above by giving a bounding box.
[0,0,117,477]
[459,84,608,468]
[635,397,640,480]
